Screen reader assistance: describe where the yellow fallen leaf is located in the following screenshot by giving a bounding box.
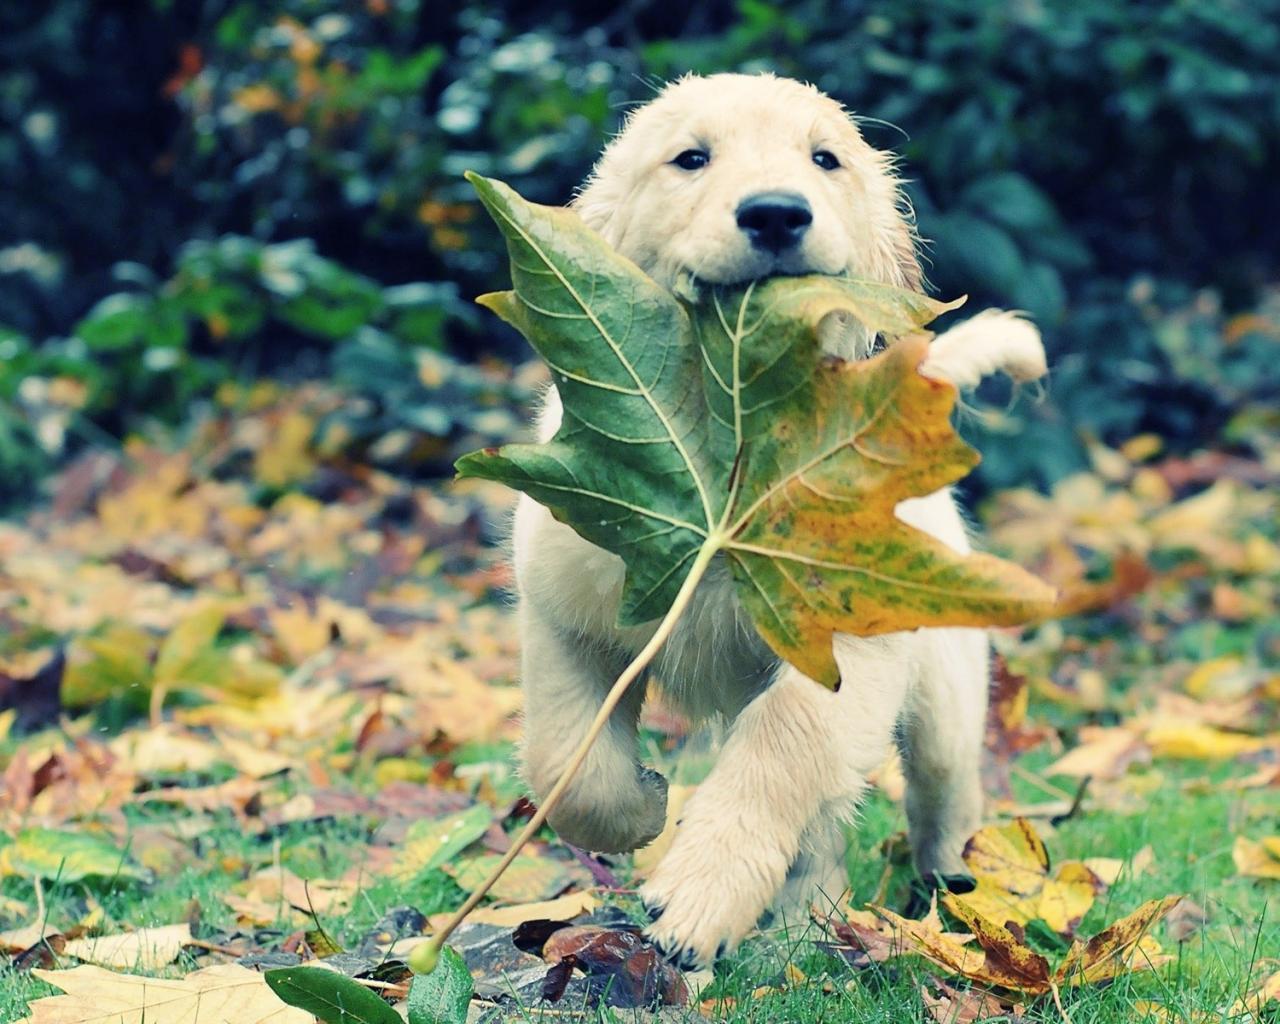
[267,603,334,664]
[1231,968,1280,1016]
[152,604,226,688]
[1233,836,1280,880]
[960,819,1104,937]
[467,889,599,928]
[964,819,1047,896]
[253,409,316,488]
[109,727,222,775]
[223,868,356,926]
[1145,723,1267,760]
[1038,862,1104,937]
[1046,726,1146,779]
[633,784,696,876]
[19,964,310,1024]
[62,924,192,971]
[446,853,571,903]
[1083,845,1155,886]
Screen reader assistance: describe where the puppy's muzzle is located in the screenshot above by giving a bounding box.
[736,191,812,254]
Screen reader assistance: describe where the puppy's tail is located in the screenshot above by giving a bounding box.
[920,310,1047,389]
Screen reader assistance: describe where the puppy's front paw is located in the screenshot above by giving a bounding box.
[638,807,791,968]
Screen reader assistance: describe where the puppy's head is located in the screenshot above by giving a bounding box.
[573,73,921,294]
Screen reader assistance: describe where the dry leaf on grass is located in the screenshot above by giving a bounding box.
[874,893,1180,996]
[466,889,599,928]
[921,978,1020,1023]
[632,784,696,876]
[222,868,357,925]
[445,852,571,903]
[960,819,1106,937]
[62,924,193,970]
[1231,968,1280,1017]
[19,964,310,1024]
[1233,835,1280,880]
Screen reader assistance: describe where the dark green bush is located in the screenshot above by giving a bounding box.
[2,0,1277,504]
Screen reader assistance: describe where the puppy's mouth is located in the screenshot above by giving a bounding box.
[674,260,842,302]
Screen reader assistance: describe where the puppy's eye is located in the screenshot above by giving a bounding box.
[812,150,841,171]
[671,149,709,171]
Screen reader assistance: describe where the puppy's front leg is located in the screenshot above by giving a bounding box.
[519,600,667,854]
[641,636,911,967]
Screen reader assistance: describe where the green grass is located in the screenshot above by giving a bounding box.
[6,755,1274,1023]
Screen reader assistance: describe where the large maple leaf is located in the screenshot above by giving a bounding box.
[457,174,1056,687]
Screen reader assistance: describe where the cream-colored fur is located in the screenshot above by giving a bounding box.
[511,73,1048,967]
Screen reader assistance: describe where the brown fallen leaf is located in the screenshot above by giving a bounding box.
[874,892,1180,997]
[984,658,1058,796]
[18,964,311,1023]
[519,922,687,1009]
[921,977,1020,1023]
[1052,896,1180,986]
[1162,898,1209,943]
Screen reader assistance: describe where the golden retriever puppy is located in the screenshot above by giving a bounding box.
[511,73,1046,967]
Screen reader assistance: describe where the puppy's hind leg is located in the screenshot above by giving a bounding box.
[897,628,989,891]
[518,600,667,854]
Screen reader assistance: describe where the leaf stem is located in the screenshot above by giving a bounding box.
[1050,980,1075,1024]
[410,537,723,973]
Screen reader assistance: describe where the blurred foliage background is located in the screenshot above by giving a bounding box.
[2,0,1278,508]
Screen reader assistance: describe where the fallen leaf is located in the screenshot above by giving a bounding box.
[62,924,193,970]
[264,965,399,1024]
[960,819,1105,937]
[875,900,1049,993]
[1052,896,1179,985]
[0,828,149,884]
[874,892,1180,997]
[1045,726,1147,779]
[1163,898,1209,942]
[445,853,570,903]
[1233,835,1280,880]
[535,924,687,1008]
[921,978,1017,1023]
[224,869,357,925]
[466,889,598,928]
[1144,722,1267,760]
[20,964,311,1024]
[1230,968,1280,1017]
[632,784,695,876]
[383,805,492,883]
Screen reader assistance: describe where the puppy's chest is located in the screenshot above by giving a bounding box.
[635,560,778,719]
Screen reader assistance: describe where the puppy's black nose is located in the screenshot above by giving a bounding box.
[736,192,813,254]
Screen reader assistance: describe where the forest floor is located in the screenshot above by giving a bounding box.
[1,377,1278,1023]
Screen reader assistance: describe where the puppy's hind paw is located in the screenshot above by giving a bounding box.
[541,762,668,854]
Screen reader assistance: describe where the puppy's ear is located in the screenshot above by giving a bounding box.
[866,149,924,293]
[571,150,632,248]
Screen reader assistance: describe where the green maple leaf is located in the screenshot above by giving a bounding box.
[457,174,1056,686]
